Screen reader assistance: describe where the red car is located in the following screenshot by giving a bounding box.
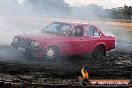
[11,22,115,59]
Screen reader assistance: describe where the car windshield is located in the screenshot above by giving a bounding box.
[42,22,72,36]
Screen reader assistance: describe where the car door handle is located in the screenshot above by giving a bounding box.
[98,38,101,40]
[80,38,84,40]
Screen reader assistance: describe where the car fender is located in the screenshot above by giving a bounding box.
[93,42,106,51]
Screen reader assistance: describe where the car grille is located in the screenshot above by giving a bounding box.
[16,38,33,47]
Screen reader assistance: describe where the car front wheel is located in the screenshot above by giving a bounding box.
[44,46,60,60]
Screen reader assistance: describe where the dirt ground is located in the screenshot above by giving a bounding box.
[0,43,132,88]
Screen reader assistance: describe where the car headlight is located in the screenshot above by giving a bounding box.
[14,37,18,42]
[31,41,39,47]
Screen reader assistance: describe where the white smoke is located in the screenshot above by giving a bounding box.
[16,0,27,5]
[0,18,23,45]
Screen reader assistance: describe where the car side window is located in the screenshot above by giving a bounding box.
[86,26,100,36]
[94,28,100,36]
[87,27,94,36]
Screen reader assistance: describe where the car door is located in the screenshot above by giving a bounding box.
[67,36,85,55]
[83,26,101,53]
[66,26,85,55]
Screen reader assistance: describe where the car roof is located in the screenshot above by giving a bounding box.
[53,22,91,26]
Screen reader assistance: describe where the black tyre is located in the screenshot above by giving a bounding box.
[92,45,105,58]
[44,46,60,60]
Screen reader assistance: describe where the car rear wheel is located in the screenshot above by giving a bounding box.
[44,46,60,60]
[92,45,105,59]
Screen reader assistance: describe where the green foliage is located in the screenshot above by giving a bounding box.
[123,4,132,19]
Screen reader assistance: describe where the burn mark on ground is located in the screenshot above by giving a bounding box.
[0,45,131,87]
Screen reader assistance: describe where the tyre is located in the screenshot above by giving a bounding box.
[92,45,105,58]
[44,46,60,60]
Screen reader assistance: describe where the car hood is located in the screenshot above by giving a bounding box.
[17,32,62,42]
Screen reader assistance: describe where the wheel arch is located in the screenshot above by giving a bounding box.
[94,43,106,50]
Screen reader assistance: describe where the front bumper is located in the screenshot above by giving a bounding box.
[11,42,44,57]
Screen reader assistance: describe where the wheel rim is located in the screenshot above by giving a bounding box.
[45,48,55,59]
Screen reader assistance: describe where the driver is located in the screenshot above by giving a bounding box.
[74,26,83,36]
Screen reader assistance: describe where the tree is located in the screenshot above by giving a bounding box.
[123,4,132,19]
[24,0,70,13]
